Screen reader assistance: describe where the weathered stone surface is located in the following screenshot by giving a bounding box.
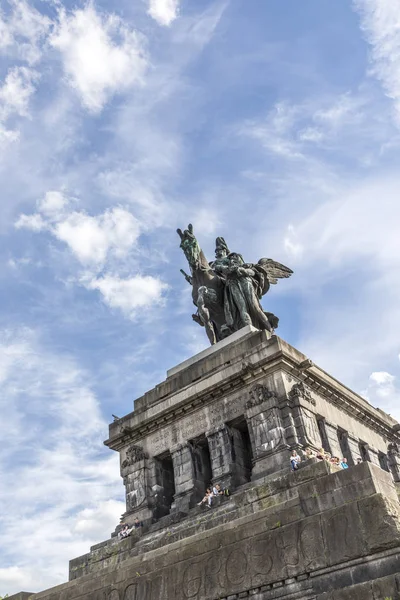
[13,332,400,600]
[25,461,400,600]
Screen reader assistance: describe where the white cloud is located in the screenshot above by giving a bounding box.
[369,371,395,387]
[15,193,169,320]
[0,329,125,594]
[0,12,13,50]
[354,0,400,125]
[239,91,400,412]
[0,66,37,120]
[277,175,400,402]
[50,3,148,113]
[38,190,68,215]
[287,177,399,270]
[72,499,124,538]
[298,127,324,143]
[0,0,51,64]
[16,198,141,268]
[15,212,46,231]
[362,370,400,421]
[244,102,304,159]
[148,0,180,27]
[0,123,19,145]
[87,274,168,319]
[314,93,364,128]
[54,207,141,266]
[242,91,385,163]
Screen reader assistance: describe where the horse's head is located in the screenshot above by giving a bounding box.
[177,224,201,269]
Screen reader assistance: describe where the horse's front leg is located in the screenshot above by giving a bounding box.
[197,286,217,345]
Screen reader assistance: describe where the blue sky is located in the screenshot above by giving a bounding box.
[1,0,400,594]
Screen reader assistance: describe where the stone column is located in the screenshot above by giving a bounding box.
[387,442,400,482]
[245,384,288,479]
[170,443,197,513]
[120,444,152,522]
[206,425,234,491]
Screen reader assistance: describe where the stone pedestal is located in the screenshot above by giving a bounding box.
[13,329,400,599]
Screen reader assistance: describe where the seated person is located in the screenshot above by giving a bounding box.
[340,457,349,469]
[290,450,301,471]
[304,447,315,460]
[316,448,326,460]
[212,483,224,496]
[197,488,212,507]
[118,523,132,540]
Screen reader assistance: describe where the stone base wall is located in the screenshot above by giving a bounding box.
[27,461,400,600]
[11,332,400,600]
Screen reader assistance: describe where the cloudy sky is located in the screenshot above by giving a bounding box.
[1,0,400,594]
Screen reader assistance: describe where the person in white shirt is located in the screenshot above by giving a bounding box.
[290,450,301,471]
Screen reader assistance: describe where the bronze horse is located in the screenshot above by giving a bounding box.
[177,224,229,345]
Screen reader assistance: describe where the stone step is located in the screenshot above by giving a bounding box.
[118,460,338,560]
[71,460,391,581]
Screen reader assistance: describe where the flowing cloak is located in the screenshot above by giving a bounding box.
[223,266,275,332]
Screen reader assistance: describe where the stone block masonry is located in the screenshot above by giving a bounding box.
[28,461,400,599]
[12,330,400,599]
[106,330,400,525]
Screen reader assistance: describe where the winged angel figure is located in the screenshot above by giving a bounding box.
[177,224,293,345]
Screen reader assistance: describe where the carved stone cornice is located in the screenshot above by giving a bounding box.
[104,340,400,452]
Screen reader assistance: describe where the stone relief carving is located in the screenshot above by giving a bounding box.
[121,444,148,469]
[101,515,330,600]
[289,382,316,405]
[241,359,252,374]
[225,549,248,586]
[245,384,277,409]
[387,442,400,482]
[124,470,146,511]
[300,409,321,447]
[251,408,285,453]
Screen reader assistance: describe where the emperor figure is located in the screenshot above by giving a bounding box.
[178,224,293,345]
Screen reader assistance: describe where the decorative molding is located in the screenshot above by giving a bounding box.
[106,349,400,451]
[245,384,277,409]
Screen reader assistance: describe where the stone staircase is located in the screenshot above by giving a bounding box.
[70,458,386,581]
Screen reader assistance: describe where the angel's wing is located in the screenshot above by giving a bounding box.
[257,258,293,285]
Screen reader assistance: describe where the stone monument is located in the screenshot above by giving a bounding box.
[10,228,400,600]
